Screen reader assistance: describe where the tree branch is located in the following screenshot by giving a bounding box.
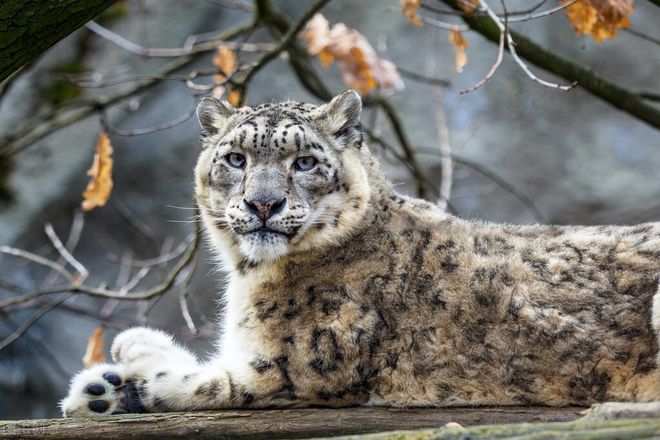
[236,0,332,103]
[0,22,254,158]
[438,0,660,129]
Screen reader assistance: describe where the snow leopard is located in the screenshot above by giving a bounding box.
[61,90,660,417]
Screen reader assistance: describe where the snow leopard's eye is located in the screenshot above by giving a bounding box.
[294,156,317,172]
[225,152,246,169]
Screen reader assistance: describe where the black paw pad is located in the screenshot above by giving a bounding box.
[102,372,122,386]
[85,383,106,396]
[88,400,110,413]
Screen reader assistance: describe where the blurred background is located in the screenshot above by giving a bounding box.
[0,0,658,420]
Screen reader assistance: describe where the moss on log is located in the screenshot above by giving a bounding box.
[323,417,660,440]
[0,1,117,82]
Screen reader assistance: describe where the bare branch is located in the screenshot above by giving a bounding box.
[416,147,546,222]
[237,0,332,100]
[179,289,198,335]
[0,293,73,351]
[101,99,197,137]
[43,210,84,286]
[44,223,89,282]
[397,67,450,87]
[0,222,199,310]
[431,87,453,211]
[460,26,505,94]
[439,0,660,128]
[504,0,576,22]
[0,21,254,158]
[480,0,576,91]
[0,246,73,281]
[85,21,273,57]
[622,27,660,47]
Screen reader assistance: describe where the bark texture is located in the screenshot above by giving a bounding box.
[0,1,117,82]
[0,407,584,439]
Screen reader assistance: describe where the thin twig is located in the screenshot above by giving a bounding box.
[480,0,576,91]
[179,288,198,335]
[85,21,272,57]
[622,27,660,47]
[101,99,198,136]
[237,0,332,100]
[0,223,199,310]
[460,24,505,94]
[0,246,73,281]
[397,67,450,87]
[43,210,85,286]
[416,147,546,222]
[417,13,470,31]
[367,95,428,197]
[0,309,69,376]
[503,0,576,22]
[0,293,73,351]
[432,87,453,211]
[0,21,254,158]
[44,223,89,282]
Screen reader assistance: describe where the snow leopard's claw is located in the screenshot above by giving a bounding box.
[60,364,145,417]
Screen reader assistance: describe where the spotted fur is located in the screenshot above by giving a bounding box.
[61,91,660,417]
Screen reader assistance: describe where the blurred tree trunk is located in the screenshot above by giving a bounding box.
[0,0,116,82]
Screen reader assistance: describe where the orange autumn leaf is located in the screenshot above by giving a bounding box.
[212,46,241,106]
[213,46,237,79]
[82,327,106,368]
[81,131,113,212]
[561,0,634,42]
[227,89,241,107]
[302,14,401,95]
[448,29,469,73]
[400,0,423,26]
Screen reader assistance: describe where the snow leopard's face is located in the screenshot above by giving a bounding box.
[194,90,371,264]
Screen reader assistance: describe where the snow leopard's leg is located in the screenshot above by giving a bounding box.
[61,327,199,417]
[62,327,283,416]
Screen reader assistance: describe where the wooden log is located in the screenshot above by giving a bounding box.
[0,406,584,440]
[319,418,660,440]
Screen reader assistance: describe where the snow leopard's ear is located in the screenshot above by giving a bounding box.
[313,90,363,148]
[197,96,236,138]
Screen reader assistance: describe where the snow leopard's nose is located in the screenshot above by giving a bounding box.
[243,197,286,221]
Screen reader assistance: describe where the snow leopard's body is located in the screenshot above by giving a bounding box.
[62,91,660,417]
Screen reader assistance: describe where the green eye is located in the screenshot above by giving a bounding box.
[294,156,317,172]
[225,152,246,169]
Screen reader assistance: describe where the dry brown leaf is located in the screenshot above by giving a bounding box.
[561,0,634,42]
[448,29,469,73]
[81,131,113,212]
[401,0,423,26]
[227,89,242,107]
[82,327,105,368]
[212,46,241,106]
[213,46,237,79]
[302,14,401,94]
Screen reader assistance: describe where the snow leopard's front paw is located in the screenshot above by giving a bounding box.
[61,327,199,417]
[60,363,145,417]
[111,327,184,366]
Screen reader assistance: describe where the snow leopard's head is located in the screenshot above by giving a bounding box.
[194,90,372,266]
